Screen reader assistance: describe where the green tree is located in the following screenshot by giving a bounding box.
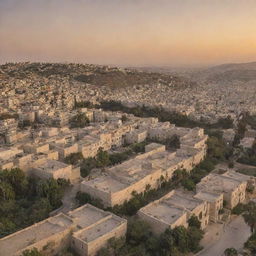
[181,178,195,191]
[188,215,201,229]
[244,232,256,255]
[70,112,90,128]
[96,148,110,167]
[187,227,204,252]
[243,202,256,233]
[172,226,189,253]
[21,248,43,256]
[127,219,152,245]
[0,181,15,201]
[224,247,238,256]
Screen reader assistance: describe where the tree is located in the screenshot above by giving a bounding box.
[21,248,43,256]
[243,202,256,233]
[70,112,90,128]
[7,168,28,196]
[0,181,15,201]
[224,247,238,256]
[244,231,256,255]
[172,226,189,253]
[160,228,175,254]
[127,219,152,245]
[181,178,195,191]
[187,227,204,252]
[96,148,110,167]
[188,215,201,229]
[64,152,84,165]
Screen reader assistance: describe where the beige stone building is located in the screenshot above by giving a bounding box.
[32,159,80,182]
[0,204,127,256]
[80,136,207,207]
[138,190,209,234]
[196,171,249,209]
[194,191,223,223]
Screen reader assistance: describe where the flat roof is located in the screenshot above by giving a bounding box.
[0,214,73,256]
[141,202,186,225]
[82,176,127,193]
[194,191,222,202]
[197,173,243,193]
[68,204,109,229]
[74,216,123,243]
[165,192,203,211]
[36,159,69,172]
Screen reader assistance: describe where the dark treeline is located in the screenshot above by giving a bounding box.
[75,100,234,130]
[0,168,69,238]
[65,141,148,177]
[96,216,203,256]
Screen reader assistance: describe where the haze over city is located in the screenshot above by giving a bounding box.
[1,1,256,256]
[1,0,256,66]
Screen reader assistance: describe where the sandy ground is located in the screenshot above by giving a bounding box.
[198,216,251,256]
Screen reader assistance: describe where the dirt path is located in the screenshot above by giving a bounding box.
[198,216,251,256]
[52,183,80,215]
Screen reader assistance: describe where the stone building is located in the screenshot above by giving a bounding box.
[196,171,249,209]
[80,136,207,207]
[194,191,223,223]
[0,204,127,256]
[32,159,80,182]
[138,190,209,234]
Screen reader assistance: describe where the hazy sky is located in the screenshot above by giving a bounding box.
[1,0,256,67]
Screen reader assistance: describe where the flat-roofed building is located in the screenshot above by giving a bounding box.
[196,171,248,209]
[0,204,127,256]
[139,200,187,234]
[138,190,210,234]
[0,213,74,256]
[69,204,127,256]
[32,159,80,181]
[125,129,147,144]
[194,191,223,223]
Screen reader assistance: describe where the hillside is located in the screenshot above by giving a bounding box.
[192,61,256,84]
[0,62,195,89]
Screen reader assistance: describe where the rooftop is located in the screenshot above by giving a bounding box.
[68,204,110,229]
[0,213,73,256]
[35,159,70,173]
[74,216,123,243]
[141,202,186,225]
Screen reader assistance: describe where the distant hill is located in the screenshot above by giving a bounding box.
[193,61,256,83]
[0,62,195,89]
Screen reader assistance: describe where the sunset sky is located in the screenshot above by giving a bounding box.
[1,0,256,67]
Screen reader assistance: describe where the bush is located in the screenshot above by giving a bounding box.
[224,247,238,256]
[181,178,196,191]
[21,248,43,256]
[64,152,84,165]
[232,203,246,215]
[70,113,90,128]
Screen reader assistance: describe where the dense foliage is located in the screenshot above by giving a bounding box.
[97,218,203,256]
[237,141,256,167]
[68,142,147,177]
[70,112,90,128]
[78,100,235,131]
[0,168,69,238]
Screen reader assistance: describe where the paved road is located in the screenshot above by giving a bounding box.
[198,216,251,256]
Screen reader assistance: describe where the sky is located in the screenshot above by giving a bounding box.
[0,0,256,67]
